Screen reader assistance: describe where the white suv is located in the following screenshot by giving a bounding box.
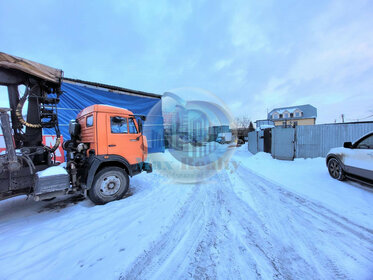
[326,132,373,185]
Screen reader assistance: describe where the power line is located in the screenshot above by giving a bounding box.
[346,113,373,122]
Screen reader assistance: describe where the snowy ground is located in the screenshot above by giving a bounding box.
[1,144,373,280]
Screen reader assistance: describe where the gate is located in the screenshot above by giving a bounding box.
[271,127,295,160]
[263,128,272,153]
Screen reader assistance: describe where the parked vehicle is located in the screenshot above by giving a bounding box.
[236,139,245,146]
[326,132,373,185]
[0,52,152,205]
[231,128,249,143]
[216,132,232,144]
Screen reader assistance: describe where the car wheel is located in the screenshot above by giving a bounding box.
[88,167,129,205]
[327,158,345,181]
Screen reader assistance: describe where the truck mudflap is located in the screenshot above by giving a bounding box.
[130,162,152,176]
[142,162,152,173]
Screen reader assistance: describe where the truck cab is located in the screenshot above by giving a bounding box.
[65,104,152,204]
[77,105,148,165]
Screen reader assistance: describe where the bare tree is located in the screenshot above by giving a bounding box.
[234,117,241,128]
[234,116,251,128]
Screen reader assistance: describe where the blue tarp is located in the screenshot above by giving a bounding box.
[50,82,164,153]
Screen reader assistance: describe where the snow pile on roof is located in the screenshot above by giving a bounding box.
[256,124,275,131]
[276,108,298,114]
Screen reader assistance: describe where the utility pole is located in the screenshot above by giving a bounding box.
[341,114,345,123]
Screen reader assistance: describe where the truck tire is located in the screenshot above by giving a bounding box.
[327,158,346,181]
[88,167,129,205]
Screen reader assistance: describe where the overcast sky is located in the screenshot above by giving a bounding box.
[0,0,372,124]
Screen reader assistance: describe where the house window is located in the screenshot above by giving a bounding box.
[284,113,289,118]
[290,113,293,118]
[295,111,302,117]
[279,114,283,118]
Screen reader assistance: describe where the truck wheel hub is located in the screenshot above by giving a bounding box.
[100,176,121,196]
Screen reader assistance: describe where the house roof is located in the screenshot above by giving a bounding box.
[268,104,317,119]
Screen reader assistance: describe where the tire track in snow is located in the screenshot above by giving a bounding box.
[121,160,373,280]
[120,185,214,280]
[233,159,373,236]
[215,171,308,280]
[230,161,373,279]
[121,181,248,280]
[226,172,340,279]
[234,162,373,244]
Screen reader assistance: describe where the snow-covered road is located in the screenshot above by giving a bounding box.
[1,147,373,279]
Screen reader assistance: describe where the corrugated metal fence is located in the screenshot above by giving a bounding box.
[248,122,373,159]
[294,122,373,158]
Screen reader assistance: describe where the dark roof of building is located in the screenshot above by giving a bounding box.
[268,104,317,120]
[63,77,162,99]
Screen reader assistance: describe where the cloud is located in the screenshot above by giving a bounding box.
[288,2,373,85]
[250,0,373,123]
[214,59,233,71]
[0,0,371,124]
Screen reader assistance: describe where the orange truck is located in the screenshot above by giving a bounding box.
[64,104,152,204]
[0,52,151,205]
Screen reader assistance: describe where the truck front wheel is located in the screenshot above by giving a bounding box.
[88,167,129,205]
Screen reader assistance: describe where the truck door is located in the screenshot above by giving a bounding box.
[127,117,143,163]
[107,115,142,165]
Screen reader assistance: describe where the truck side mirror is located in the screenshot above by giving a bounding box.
[138,118,143,133]
[69,119,81,138]
[343,142,353,148]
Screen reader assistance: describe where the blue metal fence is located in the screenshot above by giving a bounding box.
[295,122,373,158]
[249,122,373,160]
